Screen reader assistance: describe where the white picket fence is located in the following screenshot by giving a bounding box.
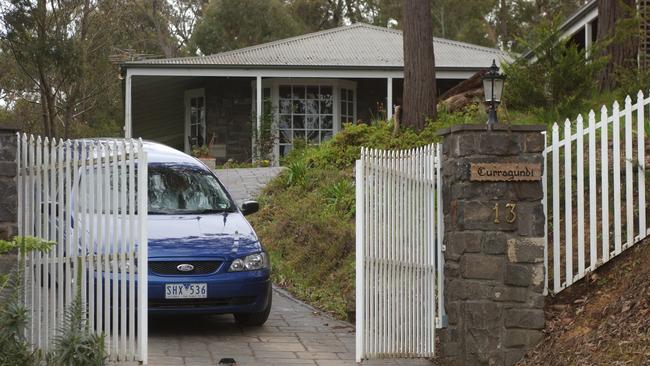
[544,91,649,294]
[17,135,149,363]
[355,144,444,362]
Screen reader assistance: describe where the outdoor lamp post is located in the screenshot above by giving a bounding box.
[482,59,506,129]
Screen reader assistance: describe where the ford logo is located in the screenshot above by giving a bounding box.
[176,264,194,272]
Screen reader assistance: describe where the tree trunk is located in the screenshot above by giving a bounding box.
[597,0,637,91]
[402,0,437,131]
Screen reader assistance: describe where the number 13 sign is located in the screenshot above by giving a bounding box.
[493,202,517,224]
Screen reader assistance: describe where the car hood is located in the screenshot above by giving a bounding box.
[147,212,261,260]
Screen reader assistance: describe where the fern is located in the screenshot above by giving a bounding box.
[47,297,106,366]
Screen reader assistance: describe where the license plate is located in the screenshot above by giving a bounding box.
[165,283,207,299]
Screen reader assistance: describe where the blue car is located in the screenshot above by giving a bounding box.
[144,142,271,325]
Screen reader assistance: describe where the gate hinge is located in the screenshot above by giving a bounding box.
[441,245,446,252]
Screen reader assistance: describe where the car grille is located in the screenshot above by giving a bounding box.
[149,261,221,275]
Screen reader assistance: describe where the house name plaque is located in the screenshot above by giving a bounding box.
[470,162,542,182]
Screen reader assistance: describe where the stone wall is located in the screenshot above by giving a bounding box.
[0,127,18,303]
[438,124,547,366]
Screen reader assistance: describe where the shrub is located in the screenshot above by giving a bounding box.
[503,18,606,122]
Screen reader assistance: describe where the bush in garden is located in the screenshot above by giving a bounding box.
[503,18,606,122]
[0,237,107,366]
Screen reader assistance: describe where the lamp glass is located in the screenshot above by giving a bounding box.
[492,78,505,102]
[483,78,493,102]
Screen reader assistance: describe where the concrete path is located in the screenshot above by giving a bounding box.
[148,287,433,366]
[213,167,285,204]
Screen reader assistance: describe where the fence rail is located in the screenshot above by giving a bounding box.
[544,90,649,294]
[355,144,444,362]
[17,135,148,363]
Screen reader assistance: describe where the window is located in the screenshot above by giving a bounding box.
[185,89,206,152]
[340,88,355,123]
[278,84,334,157]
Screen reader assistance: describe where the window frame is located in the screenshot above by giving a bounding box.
[252,78,357,161]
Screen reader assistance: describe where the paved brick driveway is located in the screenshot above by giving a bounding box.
[213,167,285,204]
[148,168,433,365]
[149,287,433,366]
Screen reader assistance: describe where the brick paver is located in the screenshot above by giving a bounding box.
[149,287,433,366]
[213,167,285,205]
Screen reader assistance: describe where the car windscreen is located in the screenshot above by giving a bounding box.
[148,163,234,214]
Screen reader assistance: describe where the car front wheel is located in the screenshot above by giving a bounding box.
[234,290,272,326]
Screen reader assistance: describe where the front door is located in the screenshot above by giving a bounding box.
[184,88,206,153]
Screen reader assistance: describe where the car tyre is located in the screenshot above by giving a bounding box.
[234,290,272,326]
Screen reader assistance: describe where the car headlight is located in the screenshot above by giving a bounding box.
[228,252,269,272]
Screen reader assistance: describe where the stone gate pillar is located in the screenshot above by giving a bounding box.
[0,125,19,302]
[438,124,547,365]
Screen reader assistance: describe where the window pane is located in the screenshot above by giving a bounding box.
[280,144,292,157]
[305,100,318,114]
[293,130,305,141]
[305,116,318,129]
[280,130,292,143]
[320,100,333,114]
[306,86,319,99]
[307,130,319,143]
[280,100,292,114]
[293,100,305,114]
[319,86,332,100]
[348,89,354,102]
[341,89,347,99]
[320,116,333,129]
[279,85,291,98]
[263,87,271,99]
[340,100,347,115]
[279,115,291,129]
[292,85,305,99]
[197,97,204,108]
[293,115,305,129]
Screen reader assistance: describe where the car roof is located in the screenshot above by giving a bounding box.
[73,138,202,166]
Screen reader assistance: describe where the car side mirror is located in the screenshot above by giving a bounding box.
[240,200,259,216]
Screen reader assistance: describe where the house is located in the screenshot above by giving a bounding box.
[121,23,509,163]
[557,0,650,67]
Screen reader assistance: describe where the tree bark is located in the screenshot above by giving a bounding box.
[402,0,437,131]
[597,0,637,91]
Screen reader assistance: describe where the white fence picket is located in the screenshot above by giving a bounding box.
[637,91,647,238]
[355,144,442,362]
[17,135,148,363]
[544,90,650,294]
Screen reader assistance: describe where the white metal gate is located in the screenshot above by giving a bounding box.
[17,135,149,363]
[355,144,445,362]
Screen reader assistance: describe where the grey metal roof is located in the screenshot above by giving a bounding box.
[124,23,510,70]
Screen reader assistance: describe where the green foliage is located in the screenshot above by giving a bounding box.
[503,18,606,122]
[249,119,458,318]
[0,236,54,366]
[47,297,106,366]
[322,179,355,218]
[0,237,106,366]
[191,0,305,54]
[251,106,276,161]
[284,160,310,187]
[190,144,210,158]
[0,236,54,292]
[0,276,42,366]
